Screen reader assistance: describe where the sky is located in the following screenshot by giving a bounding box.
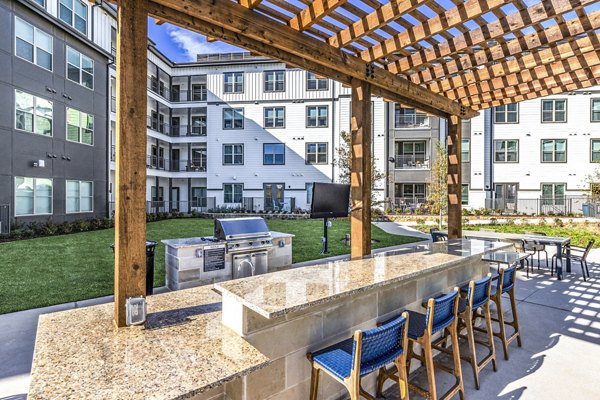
[147,18,242,62]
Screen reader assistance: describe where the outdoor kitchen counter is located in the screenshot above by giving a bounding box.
[28,285,269,400]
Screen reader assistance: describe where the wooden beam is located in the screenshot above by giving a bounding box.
[361,0,506,62]
[289,0,347,31]
[447,115,462,240]
[114,0,148,328]
[149,0,477,119]
[390,0,596,73]
[206,36,217,42]
[239,0,262,9]
[327,0,429,48]
[351,78,372,259]
[154,17,165,25]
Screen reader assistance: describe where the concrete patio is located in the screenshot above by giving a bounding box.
[1,249,599,400]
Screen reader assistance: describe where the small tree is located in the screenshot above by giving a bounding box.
[427,141,448,228]
[333,130,386,207]
[584,167,600,202]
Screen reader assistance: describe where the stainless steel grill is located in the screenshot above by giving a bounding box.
[214,217,273,279]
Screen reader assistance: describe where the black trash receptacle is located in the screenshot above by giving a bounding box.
[111,240,157,295]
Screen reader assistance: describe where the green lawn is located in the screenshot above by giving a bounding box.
[0,218,421,314]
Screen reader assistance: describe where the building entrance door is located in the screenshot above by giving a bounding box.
[264,183,284,211]
[170,187,180,212]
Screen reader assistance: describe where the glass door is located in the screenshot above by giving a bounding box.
[191,187,207,208]
[170,187,180,212]
[264,183,284,211]
[495,183,518,212]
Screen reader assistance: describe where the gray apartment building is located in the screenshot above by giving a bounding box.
[0,0,110,228]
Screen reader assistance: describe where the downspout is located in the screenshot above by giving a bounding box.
[331,82,336,183]
[106,59,114,218]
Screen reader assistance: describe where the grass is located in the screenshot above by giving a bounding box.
[0,218,421,314]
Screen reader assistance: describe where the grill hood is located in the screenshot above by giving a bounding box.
[214,217,270,240]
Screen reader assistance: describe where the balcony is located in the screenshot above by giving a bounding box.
[394,155,429,169]
[147,117,207,137]
[170,89,208,103]
[395,113,430,129]
[148,77,170,100]
[146,156,207,173]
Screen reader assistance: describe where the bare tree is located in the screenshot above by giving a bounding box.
[333,130,386,207]
[427,141,448,228]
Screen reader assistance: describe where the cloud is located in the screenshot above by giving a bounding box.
[165,26,242,61]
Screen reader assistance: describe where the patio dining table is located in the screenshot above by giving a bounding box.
[460,230,571,280]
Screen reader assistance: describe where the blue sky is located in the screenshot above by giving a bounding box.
[147,18,242,62]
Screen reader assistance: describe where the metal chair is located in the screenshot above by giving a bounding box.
[487,265,522,360]
[450,274,497,390]
[552,239,594,281]
[524,232,549,269]
[307,313,410,400]
[377,289,464,400]
[430,228,448,243]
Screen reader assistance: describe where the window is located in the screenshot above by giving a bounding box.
[264,107,285,128]
[394,105,429,128]
[592,140,600,163]
[110,27,116,56]
[32,0,45,7]
[541,183,566,206]
[191,116,207,136]
[306,143,328,164]
[263,143,285,165]
[306,106,328,128]
[394,141,427,168]
[461,139,470,162]
[494,104,519,123]
[191,187,207,207]
[66,180,93,213]
[192,84,207,101]
[461,184,469,205]
[306,72,328,90]
[66,108,94,145]
[541,99,567,122]
[306,183,314,205]
[15,17,52,71]
[264,70,285,92]
[151,186,164,206]
[223,108,244,129]
[494,140,519,162]
[223,72,243,93]
[15,90,52,136]
[224,183,243,203]
[15,177,52,216]
[591,99,600,122]
[395,183,426,201]
[541,139,566,163]
[66,47,93,89]
[59,0,88,35]
[223,144,244,165]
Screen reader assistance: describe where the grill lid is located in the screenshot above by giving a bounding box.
[214,217,270,240]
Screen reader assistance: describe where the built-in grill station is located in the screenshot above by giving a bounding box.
[162,217,292,290]
[214,217,272,279]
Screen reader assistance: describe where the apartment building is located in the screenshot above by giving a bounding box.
[107,47,389,214]
[0,0,114,228]
[468,91,600,214]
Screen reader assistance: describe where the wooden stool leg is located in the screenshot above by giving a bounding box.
[484,303,498,372]
[465,311,480,390]
[495,295,510,360]
[347,374,360,400]
[395,354,410,400]
[309,366,320,400]
[450,322,465,400]
[422,337,438,400]
[509,289,522,348]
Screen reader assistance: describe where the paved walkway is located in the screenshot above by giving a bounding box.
[374,221,432,239]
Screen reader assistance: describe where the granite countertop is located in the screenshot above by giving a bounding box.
[28,286,269,400]
[215,239,511,319]
[269,231,295,238]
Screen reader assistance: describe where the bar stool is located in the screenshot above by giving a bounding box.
[377,288,464,400]
[487,264,522,360]
[307,313,410,400]
[442,274,497,390]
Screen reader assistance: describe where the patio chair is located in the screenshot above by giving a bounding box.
[307,313,410,400]
[377,289,464,400]
[430,228,448,243]
[524,232,549,269]
[552,239,594,281]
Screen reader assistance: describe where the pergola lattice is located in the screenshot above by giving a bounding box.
[108,0,600,326]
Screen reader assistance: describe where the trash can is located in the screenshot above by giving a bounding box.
[582,203,591,217]
[111,241,157,295]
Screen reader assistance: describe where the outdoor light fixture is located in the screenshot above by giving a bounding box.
[388,157,396,163]
[125,297,146,326]
[32,160,45,168]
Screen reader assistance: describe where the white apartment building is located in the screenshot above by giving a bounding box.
[468,92,600,214]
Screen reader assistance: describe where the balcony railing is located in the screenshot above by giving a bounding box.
[395,114,430,128]
[148,77,170,100]
[147,117,207,137]
[242,197,297,212]
[110,145,115,161]
[109,198,217,216]
[145,156,207,172]
[394,155,429,169]
[110,96,116,113]
[170,89,208,102]
[147,116,170,135]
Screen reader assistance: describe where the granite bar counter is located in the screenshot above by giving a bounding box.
[214,239,511,400]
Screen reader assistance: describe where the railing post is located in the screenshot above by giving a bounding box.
[114,0,148,328]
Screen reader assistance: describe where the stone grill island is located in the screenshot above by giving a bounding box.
[28,239,510,400]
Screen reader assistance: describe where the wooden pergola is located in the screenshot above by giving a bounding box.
[110,0,599,327]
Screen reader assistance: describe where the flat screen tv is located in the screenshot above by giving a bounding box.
[310,182,351,219]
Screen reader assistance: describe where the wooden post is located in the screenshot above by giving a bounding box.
[114,0,148,327]
[350,78,372,259]
[447,115,462,239]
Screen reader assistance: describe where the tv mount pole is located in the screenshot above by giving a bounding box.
[321,218,329,254]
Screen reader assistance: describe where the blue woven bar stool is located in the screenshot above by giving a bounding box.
[377,288,464,400]
[488,264,522,360]
[439,274,497,390]
[307,312,410,400]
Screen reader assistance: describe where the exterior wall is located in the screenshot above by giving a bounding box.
[0,0,109,224]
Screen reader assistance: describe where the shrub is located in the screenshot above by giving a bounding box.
[554,218,564,227]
